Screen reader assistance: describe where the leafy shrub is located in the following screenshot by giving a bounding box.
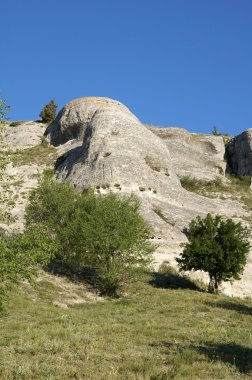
[26,176,77,261]
[0,226,58,310]
[177,213,250,293]
[39,99,57,123]
[26,177,154,295]
[69,192,154,295]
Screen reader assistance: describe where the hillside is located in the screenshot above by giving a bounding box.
[1,97,252,298]
[1,98,252,379]
[0,265,251,379]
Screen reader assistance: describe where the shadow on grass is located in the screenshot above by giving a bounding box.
[46,260,101,293]
[206,300,252,316]
[154,341,252,374]
[150,263,203,291]
[196,342,252,374]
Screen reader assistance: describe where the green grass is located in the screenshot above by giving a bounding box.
[0,266,251,380]
[10,144,56,167]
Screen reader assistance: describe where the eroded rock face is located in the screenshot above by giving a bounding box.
[148,126,226,181]
[49,99,245,228]
[227,129,252,177]
[51,99,180,197]
[45,97,136,146]
[1,122,48,232]
[4,121,47,150]
[47,97,251,298]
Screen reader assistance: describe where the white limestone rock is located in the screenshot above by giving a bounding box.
[148,126,226,181]
[45,97,252,298]
[4,121,46,150]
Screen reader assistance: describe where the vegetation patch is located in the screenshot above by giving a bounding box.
[9,121,24,127]
[153,206,175,226]
[0,270,251,379]
[180,175,252,210]
[26,177,154,296]
[10,144,56,166]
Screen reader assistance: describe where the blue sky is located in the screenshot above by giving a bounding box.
[1,0,252,135]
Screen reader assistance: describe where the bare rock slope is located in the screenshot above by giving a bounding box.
[0,122,50,232]
[47,97,251,298]
[147,126,226,181]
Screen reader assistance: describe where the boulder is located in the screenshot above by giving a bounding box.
[147,126,226,181]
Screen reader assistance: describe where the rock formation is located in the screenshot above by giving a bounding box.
[147,126,226,181]
[46,97,252,298]
[1,99,251,298]
[0,122,48,231]
[227,129,252,177]
[45,97,135,146]
[4,121,46,150]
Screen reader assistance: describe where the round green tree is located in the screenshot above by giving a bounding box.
[26,177,154,296]
[176,213,250,293]
[69,192,154,295]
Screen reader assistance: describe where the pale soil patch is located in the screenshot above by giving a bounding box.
[25,270,104,308]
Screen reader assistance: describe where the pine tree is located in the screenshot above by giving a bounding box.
[39,99,57,123]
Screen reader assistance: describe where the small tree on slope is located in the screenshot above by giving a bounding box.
[176,214,250,293]
[0,97,10,122]
[39,99,57,123]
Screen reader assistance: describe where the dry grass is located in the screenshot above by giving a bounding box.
[180,175,252,211]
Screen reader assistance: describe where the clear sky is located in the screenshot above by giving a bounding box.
[1,0,252,136]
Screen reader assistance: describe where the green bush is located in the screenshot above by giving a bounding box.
[26,176,77,261]
[0,226,58,310]
[39,99,57,123]
[69,192,154,295]
[177,213,250,293]
[26,177,154,295]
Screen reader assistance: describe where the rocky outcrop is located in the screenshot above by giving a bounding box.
[4,121,47,150]
[2,101,251,298]
[45,97,252,298]
[147,126,226,181]
[0,122,48,232]
[51,98,180,197]
[45,97,136,146]
[227,129,252,177]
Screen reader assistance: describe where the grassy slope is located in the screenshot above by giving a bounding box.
[0,268,251,380]
[180,175,252,212]
[1,132,252,379]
